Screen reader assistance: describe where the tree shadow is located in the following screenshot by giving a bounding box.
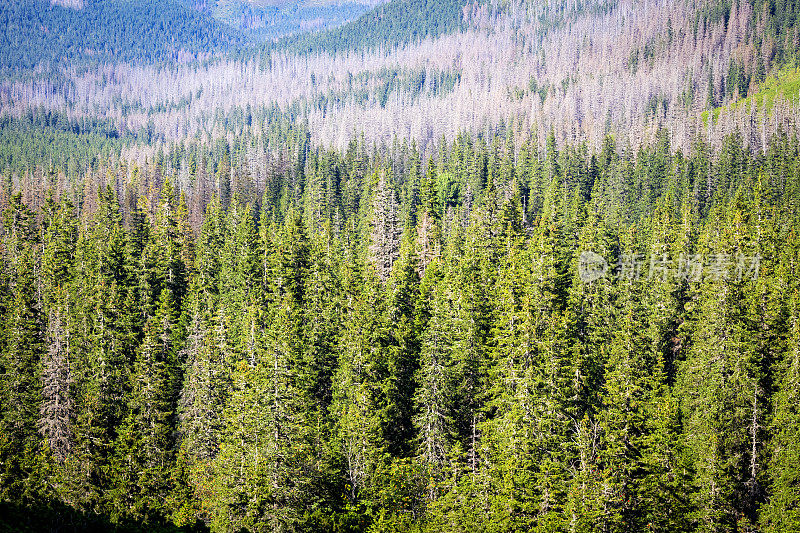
[0,501,209,533]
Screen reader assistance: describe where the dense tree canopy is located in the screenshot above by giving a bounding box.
[2,0,800,530]
[1,125,800,531]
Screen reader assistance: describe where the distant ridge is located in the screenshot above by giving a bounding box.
[176,0,382,38]
[283,0,471,54]
[50,0,84,8]
[0,0,242,70]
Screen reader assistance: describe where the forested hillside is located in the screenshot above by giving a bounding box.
[2,0,800,531]
[3,0,799,159]
[285,0,469,53]
[178,0,380,39]
[0,0,245,69]
[2,126,800,531]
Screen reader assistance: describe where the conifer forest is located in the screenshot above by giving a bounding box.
[1,0,800,531]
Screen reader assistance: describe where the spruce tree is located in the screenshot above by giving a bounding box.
[111,286,180,523]
[0,194,45,503]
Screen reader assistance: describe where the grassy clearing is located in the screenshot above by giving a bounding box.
[702,68,800,125]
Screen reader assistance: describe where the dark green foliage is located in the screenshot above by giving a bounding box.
[0,0,242,70]
[0,194,45,504]
[285,0,471,55]
[0,129,799,532]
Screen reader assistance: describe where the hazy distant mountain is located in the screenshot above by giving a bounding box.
[0,0,391,71]
[50,0,85,8]
[4,0,799,152]
[179,0,387,38]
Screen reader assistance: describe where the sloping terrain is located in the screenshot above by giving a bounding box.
[0,0,243,69]
[181,0,381,38]
[1,1,800,531]
[4,0,798,156]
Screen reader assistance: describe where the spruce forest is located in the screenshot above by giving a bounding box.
[1,0,800,531]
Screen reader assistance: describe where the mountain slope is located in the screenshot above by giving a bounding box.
[2,0,799,154]
[285,0,470,53]
[0,0,242,70]
[180,0,381,38]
